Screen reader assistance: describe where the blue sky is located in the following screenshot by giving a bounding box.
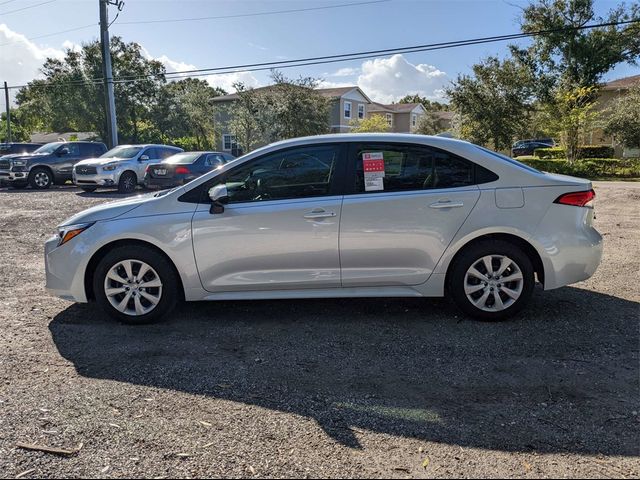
[1,0,638,103]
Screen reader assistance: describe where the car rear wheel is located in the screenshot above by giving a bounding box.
[29,167,53,189]
[118,171,137,193]
[93,246,179,324]
[449,240,534,321]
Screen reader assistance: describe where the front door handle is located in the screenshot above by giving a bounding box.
[429,200,464,209]
[304,209,337,219]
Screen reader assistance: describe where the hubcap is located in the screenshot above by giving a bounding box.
[464,254,523,312]
[35,172,49,187]
[104,259,162,316]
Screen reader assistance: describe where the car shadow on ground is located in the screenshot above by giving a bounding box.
[49,286,639,455]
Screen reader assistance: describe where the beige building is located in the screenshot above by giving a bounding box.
[366,102,428,133]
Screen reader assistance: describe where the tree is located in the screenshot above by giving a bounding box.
[540,85,600,162]
[414,112,441,135]
[0,109,34,142]
[511,0,640,93]
[398,94,447,112]
[446,57,537,150]
[227,83,266,153]
[604,83,640,149]
[349,114,390,133]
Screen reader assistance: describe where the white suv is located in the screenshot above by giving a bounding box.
[73,144,183,193]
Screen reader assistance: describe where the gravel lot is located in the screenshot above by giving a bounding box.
[0,182,638,479]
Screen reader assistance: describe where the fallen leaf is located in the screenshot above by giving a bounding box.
[16,469,36,479]
[198,421,212,427]
[109,423,121,429]
[101,466,110,473]
[16,442,83,456]
[248,465,256,475]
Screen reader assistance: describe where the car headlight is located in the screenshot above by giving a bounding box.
[11,160,27,167]
[57,223,94,246]
[102,163,118,171]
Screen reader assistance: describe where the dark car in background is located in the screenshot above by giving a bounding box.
[511,139,555,157]
[0,143,43,157]
[0,141,107,189]
[143,151,235,189]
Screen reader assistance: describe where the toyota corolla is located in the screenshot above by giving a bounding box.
[45,134,602,324]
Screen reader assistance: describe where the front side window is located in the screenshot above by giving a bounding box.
[34,142,64,154]
[353,143,486,194]
[358,104,365,120]
[63,144,80,156]
[344,101,352,119]
[222,145,339,203]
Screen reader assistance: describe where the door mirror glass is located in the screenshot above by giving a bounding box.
[139,154,150,161]
[208,184,228,214]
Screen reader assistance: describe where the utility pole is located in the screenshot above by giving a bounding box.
[99,0,122,149]
[3,82,10,144]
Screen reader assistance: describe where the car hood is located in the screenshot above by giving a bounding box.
[2,153,41,162]
[75,157,132,167]
[59,191,160,226]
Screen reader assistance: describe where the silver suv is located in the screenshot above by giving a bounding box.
[73,144,183,193]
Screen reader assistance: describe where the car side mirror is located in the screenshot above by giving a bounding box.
[139,155,150,161]
[58,148,69,156]
[208,184,228,214]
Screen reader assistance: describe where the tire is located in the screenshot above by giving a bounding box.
[448,240,535,321]
[9,182,28,189]
[80,186,97,193]
[118,171,137,193]
[93,245,179,324]
[29,167,53,189]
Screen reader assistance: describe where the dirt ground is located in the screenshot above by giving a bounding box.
[0,182,638,479]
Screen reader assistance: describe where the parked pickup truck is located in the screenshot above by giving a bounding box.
[0,141,107,189]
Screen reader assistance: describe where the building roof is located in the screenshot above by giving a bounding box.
[30,131,99,143]
[212,85,365,102]
[602,74,640,90]
[367,102,427,113]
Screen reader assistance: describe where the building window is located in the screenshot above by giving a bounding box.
[412,114,417,127]
[344,101,352,119]
[222,134,236,152]
[386,113,393,127]
[358,104,365,120]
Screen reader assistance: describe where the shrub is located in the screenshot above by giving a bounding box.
[519,158,640,178]
[533,145,616,160]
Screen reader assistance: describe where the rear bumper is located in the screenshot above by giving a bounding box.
[144,176,193,189]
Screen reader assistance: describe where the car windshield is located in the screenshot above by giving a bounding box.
[164,152,202,164]
[33,142,64,154]
[477,146,541,174]
[100,146,143,159]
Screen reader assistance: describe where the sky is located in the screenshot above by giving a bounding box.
[1,0,639,106]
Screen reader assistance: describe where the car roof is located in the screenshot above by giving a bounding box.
[114,144,182,148]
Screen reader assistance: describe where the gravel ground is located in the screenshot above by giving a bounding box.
[0,182,638,479]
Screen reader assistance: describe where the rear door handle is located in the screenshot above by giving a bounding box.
[429,200,464,209]
[304,209,336,219]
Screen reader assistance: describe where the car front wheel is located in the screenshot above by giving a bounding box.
[29,167,53,189]
[449,240,535,321]
[118,171,137,193]
[93,246,179,324]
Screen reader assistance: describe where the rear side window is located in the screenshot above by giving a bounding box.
[160,148,178,159]
[352,143,496,194]
[144,148,160,159]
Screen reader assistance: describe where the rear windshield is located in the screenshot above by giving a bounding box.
[164,152,202,164]
[100,146,143,159]
[476,146,541,174]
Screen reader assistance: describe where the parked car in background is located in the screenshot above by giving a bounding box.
[511,139,555,157]
[45,134,602,324]
[0,142,43,157]
[73,144,183,193]
[143,151,235,189]
[0,141,107,189]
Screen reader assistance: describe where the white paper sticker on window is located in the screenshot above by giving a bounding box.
[363,152,385,191]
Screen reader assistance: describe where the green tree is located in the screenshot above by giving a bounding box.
[398,94,447,112]
[604,83,640,149]
[349,114,390,133]
[414,112,442,135]
[0,109,34,142]
[446,57,536,150]
[227,82,266,153]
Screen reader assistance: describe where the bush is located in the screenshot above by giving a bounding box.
[519,158,640,178]
[533,145,615,159]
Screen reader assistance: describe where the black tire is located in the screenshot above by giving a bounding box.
[29,167,53,189]
[80,186,97,193]
[118,171,137,193]
[9,182,28,189]
[448,240,535,321]
[93,245,179,324]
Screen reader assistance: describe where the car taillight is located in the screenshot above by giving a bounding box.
[175,166,190,174]
[554,189,595,207]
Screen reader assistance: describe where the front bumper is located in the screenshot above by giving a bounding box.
[73,170,118,188]
[44,234,88,302]
[0,168,28,182]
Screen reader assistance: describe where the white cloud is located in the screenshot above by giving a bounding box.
[356,54,448,103]
[327,67,360,77]
[205,71,260,93]
[317,79,354,89]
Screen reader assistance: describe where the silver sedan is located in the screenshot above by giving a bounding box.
[45,134,602,324]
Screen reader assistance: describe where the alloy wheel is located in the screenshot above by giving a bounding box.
[464,254,524,312]
[34,171,50,187]
[103,259,163,316]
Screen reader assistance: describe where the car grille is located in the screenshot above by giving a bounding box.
[76,165,97,175]
[0,160,10,170]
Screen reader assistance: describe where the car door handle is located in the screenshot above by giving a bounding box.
[429,200,464,209]
[304,209,336,219]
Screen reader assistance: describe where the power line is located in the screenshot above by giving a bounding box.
[115,0,389,25]
[0,0,55,15]
[5,18,640,91]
